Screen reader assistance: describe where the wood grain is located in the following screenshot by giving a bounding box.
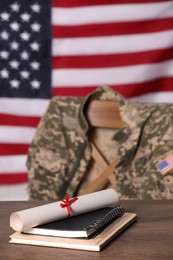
[86,100,124,128]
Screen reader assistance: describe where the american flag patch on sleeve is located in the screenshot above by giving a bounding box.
[157,155,173,175]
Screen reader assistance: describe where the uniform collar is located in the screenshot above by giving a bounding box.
[78,86,152,161]
[78,86,127,132]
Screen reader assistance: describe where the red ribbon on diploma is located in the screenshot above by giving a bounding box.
[60,195,78,216]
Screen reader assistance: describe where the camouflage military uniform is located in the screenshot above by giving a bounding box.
[27,86,173,200]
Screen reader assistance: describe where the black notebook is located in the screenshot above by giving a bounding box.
[23,205,124,239]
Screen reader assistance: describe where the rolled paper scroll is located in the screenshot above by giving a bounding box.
[10,189,119,232]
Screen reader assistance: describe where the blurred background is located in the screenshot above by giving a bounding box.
[0,0,173,200]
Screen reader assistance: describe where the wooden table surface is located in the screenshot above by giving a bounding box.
[1,200,173,260]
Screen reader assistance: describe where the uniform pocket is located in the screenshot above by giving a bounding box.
[35,147,66,173]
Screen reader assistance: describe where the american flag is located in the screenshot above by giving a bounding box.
[0,0,173,198]
[157,155,173,175]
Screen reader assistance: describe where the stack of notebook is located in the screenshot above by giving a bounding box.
[9,189,137,251]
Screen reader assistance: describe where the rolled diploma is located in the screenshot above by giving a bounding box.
[10,189,119,232]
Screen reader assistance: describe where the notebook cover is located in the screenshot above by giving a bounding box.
[22,206,123,238]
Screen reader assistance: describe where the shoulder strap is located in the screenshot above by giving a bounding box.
[79,142,121,195]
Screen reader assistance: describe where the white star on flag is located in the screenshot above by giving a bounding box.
[1,69,9,78]
[10,3,20,12]
[1,12,10,21]
[10,21,20,31]
[10,79,20,88]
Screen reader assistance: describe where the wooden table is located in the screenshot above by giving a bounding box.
[1,200,173,259]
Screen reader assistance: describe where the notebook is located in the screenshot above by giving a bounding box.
[22,205,125,238]
[10,212,137,251]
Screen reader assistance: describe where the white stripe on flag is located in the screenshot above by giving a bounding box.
[52,2,173,25]
[52,30,173,56]
[0,98,49,116]
[0,126,36,143]
[0,155,27,173]
[52,60,173,86]
[129,92,173,103]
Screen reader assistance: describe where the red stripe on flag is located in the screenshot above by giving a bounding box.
[52,0,166,8]
[0,144,30,156]
[52,77,173,97]
[53,18,173,38]
[0,173,28,184]
[52,48,173,69]
[0,114,41,127]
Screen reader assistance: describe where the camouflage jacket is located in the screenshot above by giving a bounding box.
[27,86,173,200]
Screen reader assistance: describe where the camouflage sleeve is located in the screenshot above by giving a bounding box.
[26,98,69,200]
[138,105,173,199]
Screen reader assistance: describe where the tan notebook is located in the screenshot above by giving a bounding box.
[10,213,137,252]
